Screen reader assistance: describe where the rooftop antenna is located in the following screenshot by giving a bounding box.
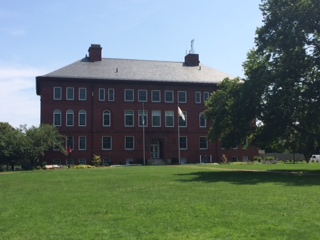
[189,39,195,54]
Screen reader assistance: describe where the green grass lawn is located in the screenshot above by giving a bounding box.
[1,164,320,240]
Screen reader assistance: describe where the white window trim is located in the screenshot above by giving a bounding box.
[124,89,134,102]
[125,136,135,150]
[195,91,201,104]
[165,90,174,103]
[178,91,187,103]
[99,88,105,101]
[66,110,74,127]
[138,89,147,102]
[103,110,111,127]
[78,136,87,151]
[199,136,208,150]
[151,90,161,102]
[124,110,134,127]
[53,87,62,100]
[66,87,74,100]
[102,136,112,150]
[199,112,207,128]
[165,111,174,127]
[180,136,188,150]
[108,88,115,101]
[152,110,161,127]
[138,110,148,127]
[79,88,87,101]
[53,109,62,126]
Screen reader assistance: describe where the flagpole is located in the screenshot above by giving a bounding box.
[142,103,146,165]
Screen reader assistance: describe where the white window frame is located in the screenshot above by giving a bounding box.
[178,91,187,103]
[165,90,174,103]
[138,89,147,102]
[199,136,208,150]
[152,110,161,127]
[99,88,105,101]
[124,110,134,127]
[102,136,112,150]
[53,109,62,126]
[78,136,87,151]
[165,111,174,127]
[108,88,115,101]
[199,112,207,128]
[78,158,87,165]
[66,87,74,100]
[125,136,134,150]
[138,110,148,127]
[78,110,86,126]
[180,136,188,150]
[103,110,111,127]
[66,136,74,150]
[151,90,161,102]
[179,111,187,127]
[66,110,74,126]
[53,87,62,100]
[79,88,87,101]
[124,89,134,102]
[204,91,210,102]
[195,91,201,104]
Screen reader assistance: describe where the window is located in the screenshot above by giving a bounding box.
[199,112,207,128]
[165,111,174,127]
[125,136,134,150]
[79,136,86,150]
[78,110,86,126]
[102,136,112,150]
[53,109,62,126]
[138,90,147,102]
[152,110,161,127]
[232,156,239,162]
[178,91,187,103]
[138,110,148,127]
[66,87,74,100]
[199,137,208,149]
[180,136,187,150]
[165,90,174,103]
[125,110,134,127]
[79,88,87,100]
[66,136,74,150]
[103,110,111,127]
[79,159,86,165]
[66,110,74,126]
[124,89,134,102]
[108,88,115,101]
[204,92,210,102]
[53,87,62,100]
[152,90,161,102]
[99,88,105,101]
[195,91,201,103]
[103,158,112,166]
[179,111,187,127]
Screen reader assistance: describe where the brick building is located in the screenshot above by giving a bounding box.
[36,44,258,165]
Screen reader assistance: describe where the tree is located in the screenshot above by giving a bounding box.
[206,0,320,160]
[23,124,65,167]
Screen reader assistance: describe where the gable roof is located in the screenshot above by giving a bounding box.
[40,57,232,84]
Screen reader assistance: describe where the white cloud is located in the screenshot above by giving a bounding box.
[0,67,45,128]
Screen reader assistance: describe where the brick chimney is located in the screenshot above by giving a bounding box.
[184,53,200,66]
[88,44,102,62]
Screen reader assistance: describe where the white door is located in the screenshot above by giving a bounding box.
[150,142,160,159]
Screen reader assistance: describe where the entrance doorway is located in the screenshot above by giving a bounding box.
[150,140,160,159]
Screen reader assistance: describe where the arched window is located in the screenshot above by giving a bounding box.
[66,109,74,126]
[78,110,86,126]
[103,110,111,127]
[53,109,62,126]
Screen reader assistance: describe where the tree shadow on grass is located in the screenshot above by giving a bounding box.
[176,170,320,186]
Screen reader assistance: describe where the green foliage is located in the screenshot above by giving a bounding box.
[206,0,320,159]
[92,154,102,166]
[0,123,64,168]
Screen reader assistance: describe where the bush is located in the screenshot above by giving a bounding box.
[73,165,95,169]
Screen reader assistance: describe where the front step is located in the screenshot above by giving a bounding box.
[147,159,167,165]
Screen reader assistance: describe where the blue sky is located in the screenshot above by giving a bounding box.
[0,0,262,128]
